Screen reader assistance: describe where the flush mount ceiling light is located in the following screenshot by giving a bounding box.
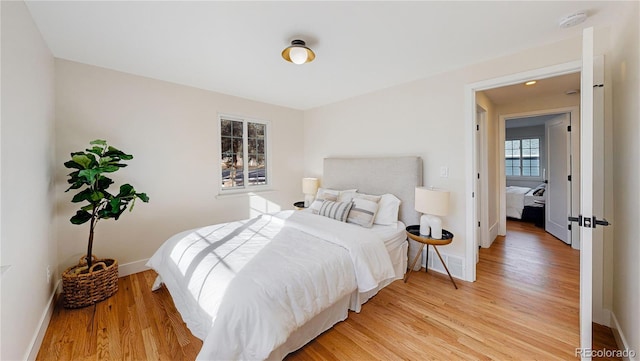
[559,11,588,28]
[282,39,315,65]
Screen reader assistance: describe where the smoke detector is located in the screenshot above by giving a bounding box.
[559,11,588,28]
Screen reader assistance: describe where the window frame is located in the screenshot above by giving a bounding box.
[218,113,271,194]
[505,136,543,181]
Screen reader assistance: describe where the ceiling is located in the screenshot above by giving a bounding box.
[25,1,624,110]
[483,72,582,106]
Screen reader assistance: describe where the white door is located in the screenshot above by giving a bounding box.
[545,113,571,244]
[578,27,607,360]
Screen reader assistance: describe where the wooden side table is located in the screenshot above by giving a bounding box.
[404,225,458,289]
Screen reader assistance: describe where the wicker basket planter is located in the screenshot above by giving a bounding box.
[62,256,119,309]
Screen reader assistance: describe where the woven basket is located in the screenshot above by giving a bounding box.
[62,255,119,309]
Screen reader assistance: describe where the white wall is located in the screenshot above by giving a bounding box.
[303,33,610,267]
[610,1,639,356]
[55,60,305,273]
[0,1,57,360]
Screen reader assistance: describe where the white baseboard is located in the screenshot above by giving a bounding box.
[118,258,150,277]
[610,311,639,361]
[26,280,62,361]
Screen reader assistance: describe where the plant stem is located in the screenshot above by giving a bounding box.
[87,206,96,269]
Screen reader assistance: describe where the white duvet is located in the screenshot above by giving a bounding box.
[146,210,396,360]
[506,186,531,219]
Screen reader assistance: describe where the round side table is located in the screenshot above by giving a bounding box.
[405,225,458,289]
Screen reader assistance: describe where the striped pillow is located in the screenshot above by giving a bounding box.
[347,194,381,228]
[318,200,353,222]
[309,192,338,214]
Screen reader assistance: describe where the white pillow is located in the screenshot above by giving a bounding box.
[374,193,401,226]
[309,188,357,213]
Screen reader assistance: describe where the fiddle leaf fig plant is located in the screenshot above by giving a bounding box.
[65,139,149,269]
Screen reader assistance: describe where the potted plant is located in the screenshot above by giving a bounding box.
[62,139,149,308]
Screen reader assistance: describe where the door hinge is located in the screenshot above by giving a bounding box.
[568,224,572,231]
[477,173,480,179]
[567,125,571,132]
[472,192,475,198]
[568,175,572,181]
[478,221,481,227]
[476,124,479,131]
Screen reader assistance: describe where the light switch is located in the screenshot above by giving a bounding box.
[440,166,449,178]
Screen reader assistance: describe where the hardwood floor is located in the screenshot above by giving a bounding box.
[37,220,620,360]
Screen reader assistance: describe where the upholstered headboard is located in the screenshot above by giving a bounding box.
[322,157,423,227]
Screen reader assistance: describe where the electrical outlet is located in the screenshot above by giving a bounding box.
[46,265,51,284]
[440,166,449,178]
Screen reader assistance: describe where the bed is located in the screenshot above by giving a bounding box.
[506,184,546,221]
[146,156,423,360]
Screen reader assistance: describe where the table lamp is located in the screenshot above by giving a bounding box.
[302,178,319,207]
[415,186,450,239]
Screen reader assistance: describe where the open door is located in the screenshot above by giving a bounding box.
[575,27,609,360]
[545,113,571,244]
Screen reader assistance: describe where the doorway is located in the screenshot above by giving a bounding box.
[499,109,580,248]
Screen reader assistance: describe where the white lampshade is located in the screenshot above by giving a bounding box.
[302,178,319,195]
[415,187,449,216]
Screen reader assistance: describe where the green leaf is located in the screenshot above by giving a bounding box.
[98,156,113,166]
[89,191,105,202]
[105,146,133,160]
[137,192,150,202]
[70,210,92,225]
[64,160,83,170]
[71,154,92,169]
[86,146,105,156]
[118,184,134,196]
[90,139,107,146]
[78,169,100,184]
[99,165,120,173]
[97,176,114,190]
[71,188,93,203]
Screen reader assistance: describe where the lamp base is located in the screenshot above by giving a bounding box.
[304,194,315,208]
[419,215,430,236]
[426,214,443,239]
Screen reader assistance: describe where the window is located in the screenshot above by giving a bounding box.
[505,138,540,177]
[219,116,269,191]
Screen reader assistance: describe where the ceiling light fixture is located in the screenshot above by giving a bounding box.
[559,11,588,28]
[282,40,315,65]
[525,80,537,86]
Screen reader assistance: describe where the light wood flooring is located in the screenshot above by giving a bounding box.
[37,220,620,360]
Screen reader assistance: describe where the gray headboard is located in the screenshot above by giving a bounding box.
[322,157,423,226]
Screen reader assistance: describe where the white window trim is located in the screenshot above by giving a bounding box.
[218,113,271,195]
[505,136,543,181]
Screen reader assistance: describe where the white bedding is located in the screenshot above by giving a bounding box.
[146,210,399,360]
[506,186,531,219]
[506,185,545,219]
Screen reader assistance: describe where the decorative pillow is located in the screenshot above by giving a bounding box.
[318,200,353,222]
[347,194,381,228]
[309,188,357,214]
[374,193,402,226]
[309,192,338,214]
